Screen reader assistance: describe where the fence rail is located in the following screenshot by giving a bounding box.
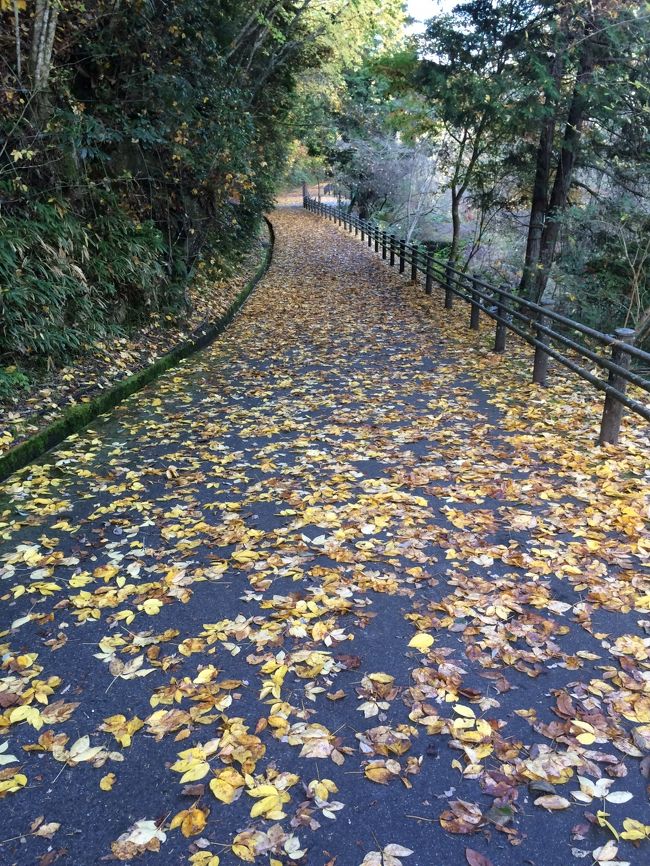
[303,195,650,445]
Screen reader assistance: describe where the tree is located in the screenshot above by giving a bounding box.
[416,0,542,264]
[518,0,650,301]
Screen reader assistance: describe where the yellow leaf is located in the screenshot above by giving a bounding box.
[190,853,220,866]
[453,704,476,719]
[209,777,238,804]
[9,705,43,730]
[142,598,163,615]
[94,564,119,582]
[232,844,255,863]
[169,759,210,783]
[620,819,650,841]
[576,732,595,745]
[231,549,259,564]
[100,772,116,791]
[247,784,278,798]
[596,810,619,841]
[0,771,27,796]
[170,806,208,837]
[408,633,434,651]
[250,794,281,818]
[194,666,217,684]
[364,765,393,784]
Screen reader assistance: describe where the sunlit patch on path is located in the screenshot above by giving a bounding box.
[0,203,648,866]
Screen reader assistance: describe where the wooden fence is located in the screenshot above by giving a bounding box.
[303,195,650,445]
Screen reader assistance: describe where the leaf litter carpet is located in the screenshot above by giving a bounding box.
[0,204,649,866]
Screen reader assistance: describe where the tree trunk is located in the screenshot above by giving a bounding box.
[450,187,461,263]
[13,1,23,84]
[532,45,595,301]
[519,53,564,298]
[29,0,59,125]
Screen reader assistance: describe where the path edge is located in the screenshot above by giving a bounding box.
[0,216,275,485]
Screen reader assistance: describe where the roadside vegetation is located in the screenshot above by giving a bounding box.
[0,0,403,398]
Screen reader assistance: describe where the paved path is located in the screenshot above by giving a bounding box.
[1,204,649,866]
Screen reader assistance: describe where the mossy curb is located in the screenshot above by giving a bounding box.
[0,217,275,485]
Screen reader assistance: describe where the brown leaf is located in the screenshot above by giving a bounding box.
[38,849,68,866]
[466,849,494,866]
[327,689,346,701]
[440,800,484,834]
[335,654,360,670]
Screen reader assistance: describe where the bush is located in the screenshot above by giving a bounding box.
[0,190,169,366]
[0,366,30,402]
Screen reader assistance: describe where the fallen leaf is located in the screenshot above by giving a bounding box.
[465,849,494,866]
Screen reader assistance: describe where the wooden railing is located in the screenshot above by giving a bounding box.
[303,195,650,445]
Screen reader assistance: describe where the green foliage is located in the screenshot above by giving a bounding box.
[2,0,376,372]
[0,367,30,402]
[559,200,650,343]
[0,191,166,364]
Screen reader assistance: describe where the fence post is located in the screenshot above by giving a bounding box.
[382,231,387,259]
[354,218,358,237]
[532,302,553,385]
[410,244,419,283]
[374,226,379,252]
[598,328,636,445]
[444,260,454,310]
[389,235,396,266]
[399,239,406,274]
[360,222,365,242]
[425,243,434,295]
[302,181,307,204]
[469,276,480,331]
[493,284,508,353]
